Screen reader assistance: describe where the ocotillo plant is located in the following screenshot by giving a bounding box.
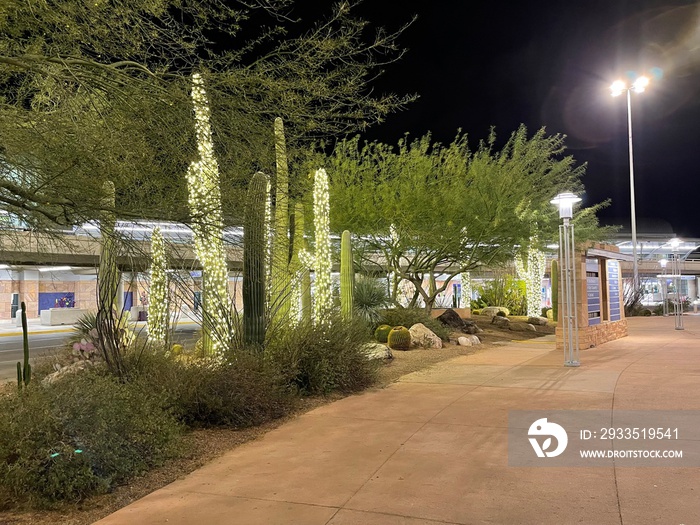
[551,259,559,321]
[271,117,291,323]
[244,172,268,346]
[16,301,31,390]
[340,230,354,320]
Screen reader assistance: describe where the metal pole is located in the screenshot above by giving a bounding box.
[626,89,640,294]
[561,218,580,367]
[673,252,684,330]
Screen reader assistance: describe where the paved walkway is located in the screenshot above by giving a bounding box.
[96,317,700,525]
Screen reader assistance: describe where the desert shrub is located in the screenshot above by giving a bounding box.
[476,275,527,316]
[267,316,378,395]
[50,373,181,486]
[377,308,450,340]
[0,372,181,506]
[130,350,296,428]
[353,276,390,325]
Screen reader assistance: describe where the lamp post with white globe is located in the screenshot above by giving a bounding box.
[551,192,582,367]
[611,75,650,296]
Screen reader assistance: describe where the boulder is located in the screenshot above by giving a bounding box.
[42,360,97,385]
[458,335,481,347]
[481,306,510,318]
[491,315,511,328]
[436,308,466,329]
[362,342,393,360]
[509,322,537,332]
[436,308,482,334]
[527,316,548,326]
[409,323,443,349]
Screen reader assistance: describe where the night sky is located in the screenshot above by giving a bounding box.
[312,0,700,238]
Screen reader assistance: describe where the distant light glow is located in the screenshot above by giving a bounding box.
[38,266,72,272]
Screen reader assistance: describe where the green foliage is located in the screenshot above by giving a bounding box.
[353,276,390,325]
[0,373,181,505]
[271,117,291,324]
[243,172,268,346]
[128,351,295,429]
[0,1,414,232]
[387,326,411,351]
[374,324,392,343]
[323,126,611,310]
[266,316,377,395]
[476,275,527,316]
[17,302,31,390]
[377,308,450,340]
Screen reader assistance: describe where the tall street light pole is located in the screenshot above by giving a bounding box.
[611,76,650,296]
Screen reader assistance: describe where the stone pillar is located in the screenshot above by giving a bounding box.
[19,270,39,317]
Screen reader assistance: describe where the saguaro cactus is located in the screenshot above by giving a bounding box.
[16,301,31,390]
[271,117,291,323]
[340,230,354,320]
[244,172,268,346]
[551,259,559,321]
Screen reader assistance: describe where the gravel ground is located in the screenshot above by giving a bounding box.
[0,315,554,525]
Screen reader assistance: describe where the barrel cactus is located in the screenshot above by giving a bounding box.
[387,326,411,351]
[374,324,392,343]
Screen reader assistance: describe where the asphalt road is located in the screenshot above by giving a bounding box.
[0,327,199,382]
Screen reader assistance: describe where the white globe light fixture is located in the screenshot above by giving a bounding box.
[550,192,582,220]
[551,191,581,367]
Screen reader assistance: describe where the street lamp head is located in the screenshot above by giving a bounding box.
[610,80,626,97]
[632,76,650,93]
[550,192,581,219]
[659,258,668,268]
[669,237,681,251]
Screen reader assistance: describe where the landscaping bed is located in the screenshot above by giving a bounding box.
[0,314,554,525]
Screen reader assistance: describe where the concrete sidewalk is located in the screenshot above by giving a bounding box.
[95,317,700,525]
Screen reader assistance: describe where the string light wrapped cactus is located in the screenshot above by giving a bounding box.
[312,168,332,326]
[374,324,392,343]
[515,242,547,318]
[148,227,168,343]
[185,72,229,354]
[387,326,411,351]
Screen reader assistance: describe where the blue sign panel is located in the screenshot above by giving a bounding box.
[607,260,621,321]
[586,259,601,325]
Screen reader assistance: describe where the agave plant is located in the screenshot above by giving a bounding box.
[353,276,389,325]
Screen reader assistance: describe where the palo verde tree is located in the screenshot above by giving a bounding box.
[324,126,610,312]
[0,0,415,233]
